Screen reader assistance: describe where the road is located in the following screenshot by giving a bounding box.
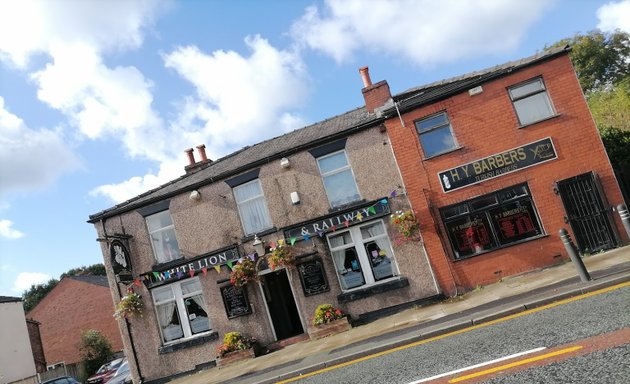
[277,285,630,384]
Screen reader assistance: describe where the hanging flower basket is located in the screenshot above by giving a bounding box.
[390,210,421,244]
[216,331,258,365]
[267,245,294,271]
[230,258,258,288]
[113,290,143,320]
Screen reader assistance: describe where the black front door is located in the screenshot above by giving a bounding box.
[557,172,618,253]
[261,270,304,340]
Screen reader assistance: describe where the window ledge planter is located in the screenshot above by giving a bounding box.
[309,316,352,340]
[217,346,258,367]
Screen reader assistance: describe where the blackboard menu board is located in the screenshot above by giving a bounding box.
[297,259,329,296]
[220,285,252,319]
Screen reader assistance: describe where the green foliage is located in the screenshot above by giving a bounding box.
[588,78,630,131]
[547,30,629,94]
[80,329,113,378]
[22,278,59,313]
[22,263,106,312]
[216,331,256,358]
[599,126,630,168]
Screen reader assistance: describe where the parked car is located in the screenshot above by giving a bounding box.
[86,357,125,384]
[104,359,131,384]
[41,377,80,384]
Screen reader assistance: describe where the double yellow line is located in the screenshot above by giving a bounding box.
[275,281,629,384]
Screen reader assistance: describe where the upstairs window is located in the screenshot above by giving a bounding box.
[147,210,181,263]
[508,78,554,126]
[316,150,361,208]
[414,112,457,158]
[152,278,211,344]
[233,179,273,236]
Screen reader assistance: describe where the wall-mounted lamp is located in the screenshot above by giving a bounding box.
[290,191,300,205]
[189,190,201,201]
[280,157,290,168]
[252,235,266,256]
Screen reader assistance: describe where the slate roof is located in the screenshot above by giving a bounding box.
[382,45,570,116]
[88,46,570,223]
[88,106,380,222]
[0,296,22,303]
[68,275,110,288]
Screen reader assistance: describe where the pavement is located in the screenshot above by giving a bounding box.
[171,246,630,384]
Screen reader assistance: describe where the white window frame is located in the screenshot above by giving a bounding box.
[152,277,211,344]
[326,220,399,292]
[146,210,181,264]
[414,111,458,158]
[316,150,361,208]
[508,77,555,126]
[233,179,273,236]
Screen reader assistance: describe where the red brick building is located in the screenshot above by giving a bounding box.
[364,46,627,294]
[27,276,124,366]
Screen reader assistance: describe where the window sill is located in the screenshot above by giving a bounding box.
[241,227,277,243]
[423,146,464,161]
[158,331,218,355]
[517,114,561,129]
[337,276,409,304]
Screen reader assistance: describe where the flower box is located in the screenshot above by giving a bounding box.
[309,316,352,340]
[216,347,256,367]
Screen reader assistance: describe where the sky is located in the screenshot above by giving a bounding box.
[1,0,629,297]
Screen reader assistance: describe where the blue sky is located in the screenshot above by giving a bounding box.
[1,0,629,297]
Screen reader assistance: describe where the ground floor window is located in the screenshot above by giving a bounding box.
[440,183,544,260]
[327,220,399,291]
[152,277,211,343]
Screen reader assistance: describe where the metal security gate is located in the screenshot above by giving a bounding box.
[557,172,618,253]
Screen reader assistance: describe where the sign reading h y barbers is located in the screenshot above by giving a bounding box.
[439,137,557,193]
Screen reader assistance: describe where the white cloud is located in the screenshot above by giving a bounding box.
[0,97,81,196]
[291,0,550,66]
[597,0,630,33]
[0,0,167,68]
[163,36,309,155]
[0,219,25,239]
[12,272,51,293]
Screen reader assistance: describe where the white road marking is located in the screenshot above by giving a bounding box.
[410,347,547,383]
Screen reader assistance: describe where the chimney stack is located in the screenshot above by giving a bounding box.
[359,66,392,113]
[184,148,195,165]
[196,144,208,161]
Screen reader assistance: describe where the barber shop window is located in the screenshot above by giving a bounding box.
[146,210,181,263]
[508,77,555,126]
[316,150,361,208]
[414,111,457,158]
[440,184,544,260]
[152,278,211,344]
[327,220,398,291]
[233,179,273,236]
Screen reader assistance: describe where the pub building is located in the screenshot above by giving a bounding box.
[88,46,626,383]
[88,104,439,382]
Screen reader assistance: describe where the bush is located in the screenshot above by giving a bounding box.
[80,329,113,378]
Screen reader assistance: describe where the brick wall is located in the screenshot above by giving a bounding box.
[26,278,124,365]
[386,53,626,294]
[26,319,46,373]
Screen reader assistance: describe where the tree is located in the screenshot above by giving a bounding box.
[80,329,113,378]
[587,78,630,131]
[23,263,106,312]
[547,30,629,94]
[599,125,630,168]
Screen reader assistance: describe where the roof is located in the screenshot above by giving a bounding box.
[0,296,22,303]
[67,275,110,288]
[88,46,571,223]
[384,45,571,116]
[88,106,380,222]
